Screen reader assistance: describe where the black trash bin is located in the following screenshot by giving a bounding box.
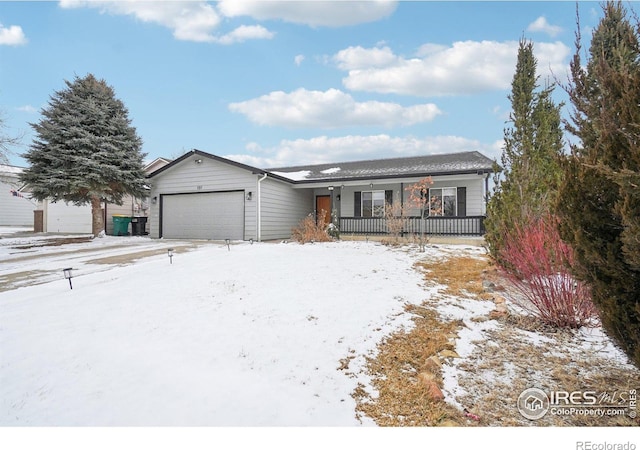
[130,216,148,236]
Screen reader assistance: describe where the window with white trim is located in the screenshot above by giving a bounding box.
[429,188,457,216]
[362,191,385,217]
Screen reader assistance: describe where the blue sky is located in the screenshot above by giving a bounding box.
[0,1,608,169]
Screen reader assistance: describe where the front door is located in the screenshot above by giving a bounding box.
[316,195,331,225]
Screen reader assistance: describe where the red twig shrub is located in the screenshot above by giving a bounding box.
[499,215,598,328]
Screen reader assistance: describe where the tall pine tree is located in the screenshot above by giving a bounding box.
[558,1,640,366]
[20,74,147,236]
[485,38,564,261]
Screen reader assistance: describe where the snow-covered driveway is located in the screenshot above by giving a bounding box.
[0,238,430,426]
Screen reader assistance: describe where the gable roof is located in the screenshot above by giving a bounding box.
[269,151,495,183]
[144,157,172,174]
[148,149,496,184]
[149,149,267,178]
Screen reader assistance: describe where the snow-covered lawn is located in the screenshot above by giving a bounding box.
[2,230,637,450]
[1,234,429,426]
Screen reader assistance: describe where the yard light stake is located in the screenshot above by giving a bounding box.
[63,267,74,290]
[225,239,230,251]
[168,248,174,264]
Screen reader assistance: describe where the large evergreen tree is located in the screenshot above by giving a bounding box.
[558,1,640,366]
[485,39,564,261]
[20,74,147,236]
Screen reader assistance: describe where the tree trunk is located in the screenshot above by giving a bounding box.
[90,195,105,237]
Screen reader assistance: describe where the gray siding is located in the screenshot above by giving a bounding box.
[260,177,313,240]
[339,175,486,218]
[105,196,149,235]
[149,155,258,239]
[428,177,485,216]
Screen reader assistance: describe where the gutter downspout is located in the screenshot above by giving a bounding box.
[484,173,489,215]
[257,173,268,242]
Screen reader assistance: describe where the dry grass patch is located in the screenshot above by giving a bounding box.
[454,325,640,426]
[417,255,492,299]
[353,304,474,426]
[352,248,640,427]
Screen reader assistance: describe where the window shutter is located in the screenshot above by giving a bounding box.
[354,191,361,217]
[457,187,466,217]
[385,190,393,205]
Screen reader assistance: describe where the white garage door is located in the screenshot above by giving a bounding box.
[46,201,92,233]
[162,191,245,240]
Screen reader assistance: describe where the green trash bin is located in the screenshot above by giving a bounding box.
[112,215,133,236]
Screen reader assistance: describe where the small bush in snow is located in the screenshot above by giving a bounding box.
[499,215,598,329]
[292,210,333,244]
[327,209,340,240]
[383,200,407,245]
[327,222,340,240]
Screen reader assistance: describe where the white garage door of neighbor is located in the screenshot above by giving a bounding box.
[46,201,92,233]
[162,191,245,240]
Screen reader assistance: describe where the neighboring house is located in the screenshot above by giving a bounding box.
[32,157,172,234]
[147,149,495,241]
[0,164,36,227]
[143,157,172,176]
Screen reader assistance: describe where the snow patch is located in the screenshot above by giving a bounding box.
[270,170,311,181]
[0,237,429,426]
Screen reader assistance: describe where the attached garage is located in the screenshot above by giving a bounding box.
[161,191,245,240]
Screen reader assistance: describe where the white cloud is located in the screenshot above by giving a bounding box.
[0,24,27,46]
[338,40,571,97]
[333,46,399,70]
[228,88,441,128]
[218,0,398,27]
[59,0,274,44]
[16,105,37,113]
[60,0,222,42]
[527,16,563,37]
[224,134,496,167]
[58,0,397,42]
[534,41,573,81]
[415,43,448,57]
[215,25,274,45]
[294,54,305,66]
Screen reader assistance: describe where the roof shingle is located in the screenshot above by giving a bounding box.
[268,151,495,182]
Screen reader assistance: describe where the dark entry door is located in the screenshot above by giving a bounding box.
[316,195,331,225]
